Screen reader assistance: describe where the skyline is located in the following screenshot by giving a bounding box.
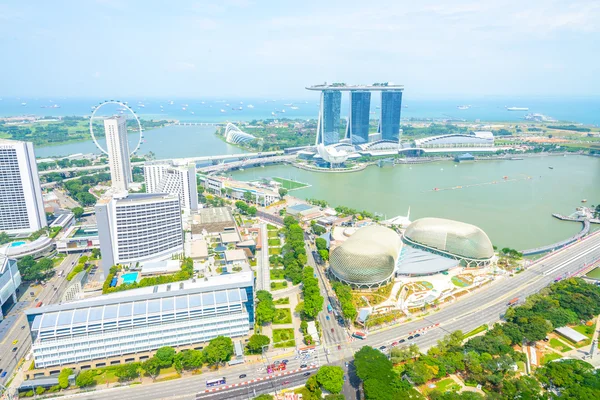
[1,1,599,98]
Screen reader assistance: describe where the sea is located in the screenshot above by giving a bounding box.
[2,96,600,125]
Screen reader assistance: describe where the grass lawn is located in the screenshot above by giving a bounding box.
[549,338,573,352]
[464,324,488,339]
[516,361,526,373]
[267,224,278,231]
[586,267,600,279]
[270,281,288,291]
[420,378,461,395]
[542,352,562,364]
[270,269,286,280]
[573,323,595,339]
[274,297,290,305]
[268,238,281,246]
[93,369,119,385]
[273,328,295,348]
[268,230,279,238]
[268,247,281,255]
[273,308,292,324]
[451,276,471,287]
[272,177,310,190]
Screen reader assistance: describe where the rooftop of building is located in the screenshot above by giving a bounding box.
[26,271,254,316]
[224,249,248,262]
[306,83,404,91]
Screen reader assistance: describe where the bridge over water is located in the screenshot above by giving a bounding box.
[522,216,591,256]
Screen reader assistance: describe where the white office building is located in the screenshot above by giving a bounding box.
[0,139,47,235]
[25,272,255,369]
[144,162,198,211]
[0,255,22,318]
[104,116,132,192]
[95,193,183,277]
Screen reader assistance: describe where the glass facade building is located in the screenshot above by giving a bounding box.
[379,91,403,141]
[349,91,371,145]
[26,272,254,369]
[319,90,342,145]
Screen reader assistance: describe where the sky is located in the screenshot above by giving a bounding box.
[1,0,599,99]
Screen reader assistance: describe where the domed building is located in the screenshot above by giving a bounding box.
[329,225,401,288]
[403,217,494,266]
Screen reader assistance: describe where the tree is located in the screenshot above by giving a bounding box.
[0,231,10,245]
[235,201,249,213]
[316,366,344,394]
[155,346,176,367]
[174,349,203,371]
[58,368,72,389]
[243,191,253,202]
[256,290,276,325]
[391,344,420,363]
[305,375,323,399]
[114,363,140,382]
[247,334,270,354]
[315,238,328,251]
[248,206,257,216]
[302,267,324,319]
[203,336,234,366]
[72,206,84,219]
[142,357,161,380]
[75,370,96,387]
[278,188,288,198]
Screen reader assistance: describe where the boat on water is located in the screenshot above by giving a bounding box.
[510,157,524,160]
[247,104,255,109]
[238,107,243,110]
[582,199,588,203]
[284,103,293,106]
[290,106,299,110]
[457,105,471,110]
[506,106,529,111]
[549,166,554,169]
[220,109,226,113]
[21,102,26,106]
[182,107,186,111]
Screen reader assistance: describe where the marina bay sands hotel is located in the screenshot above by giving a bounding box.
[306,83,404,146]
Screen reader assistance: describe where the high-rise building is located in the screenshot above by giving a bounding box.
[104,116,132,192]
[0,139,47,235]
[379,91,403,142]
[0,255,22,318]
[307,83,404,146]
[348,91,371,145]
[316,90,342,145]
[143,162,198,211]
[95,192,184,277]
[25,271,254,371]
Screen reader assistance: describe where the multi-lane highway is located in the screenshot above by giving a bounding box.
[0,253,79,387]
[49,232,600,400]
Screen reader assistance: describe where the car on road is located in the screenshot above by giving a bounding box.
[12,347,17,352]
[283,380,290,385]
[414,333,421,338]
[407,335,414,340]
[274,360,280,365]
[300,364,307,368]
[12,339,18,345]
[303,372,311,376]
[345,362,348,367]
[379,345,386,350]
[239,374,247,379]
[399,339,406,344]
[0,371,5,378]
[21,325,25,330]
[391,341,398,346]
[331,328,334,333]
[282,359,289,364]
[337,345,341,350]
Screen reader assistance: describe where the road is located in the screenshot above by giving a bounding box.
[0,253,79,387]
[46,233,600,400]
[256,223,270,291]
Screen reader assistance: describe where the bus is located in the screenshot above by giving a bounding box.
[206,377,226,387]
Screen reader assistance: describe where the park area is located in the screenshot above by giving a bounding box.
[273,308,292,324]
[273,328,295,348]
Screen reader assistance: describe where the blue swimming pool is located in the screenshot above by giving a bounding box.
[121,272,139,285]
[9,241,26,247]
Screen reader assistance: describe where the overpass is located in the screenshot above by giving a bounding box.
[198,155,296,174]
[522,217,592,256]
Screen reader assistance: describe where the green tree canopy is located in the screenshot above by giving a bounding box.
[247,334,271,354]
[203,336,234,366]
[155,346,176,367]
[316,366,344,394]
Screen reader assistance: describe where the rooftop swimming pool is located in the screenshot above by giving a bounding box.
[121,272,139,285]
[9,241,26,247]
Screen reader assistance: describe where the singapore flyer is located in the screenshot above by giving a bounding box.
[89,100,143,155]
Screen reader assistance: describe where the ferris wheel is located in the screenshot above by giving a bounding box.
[89,100,143,155]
